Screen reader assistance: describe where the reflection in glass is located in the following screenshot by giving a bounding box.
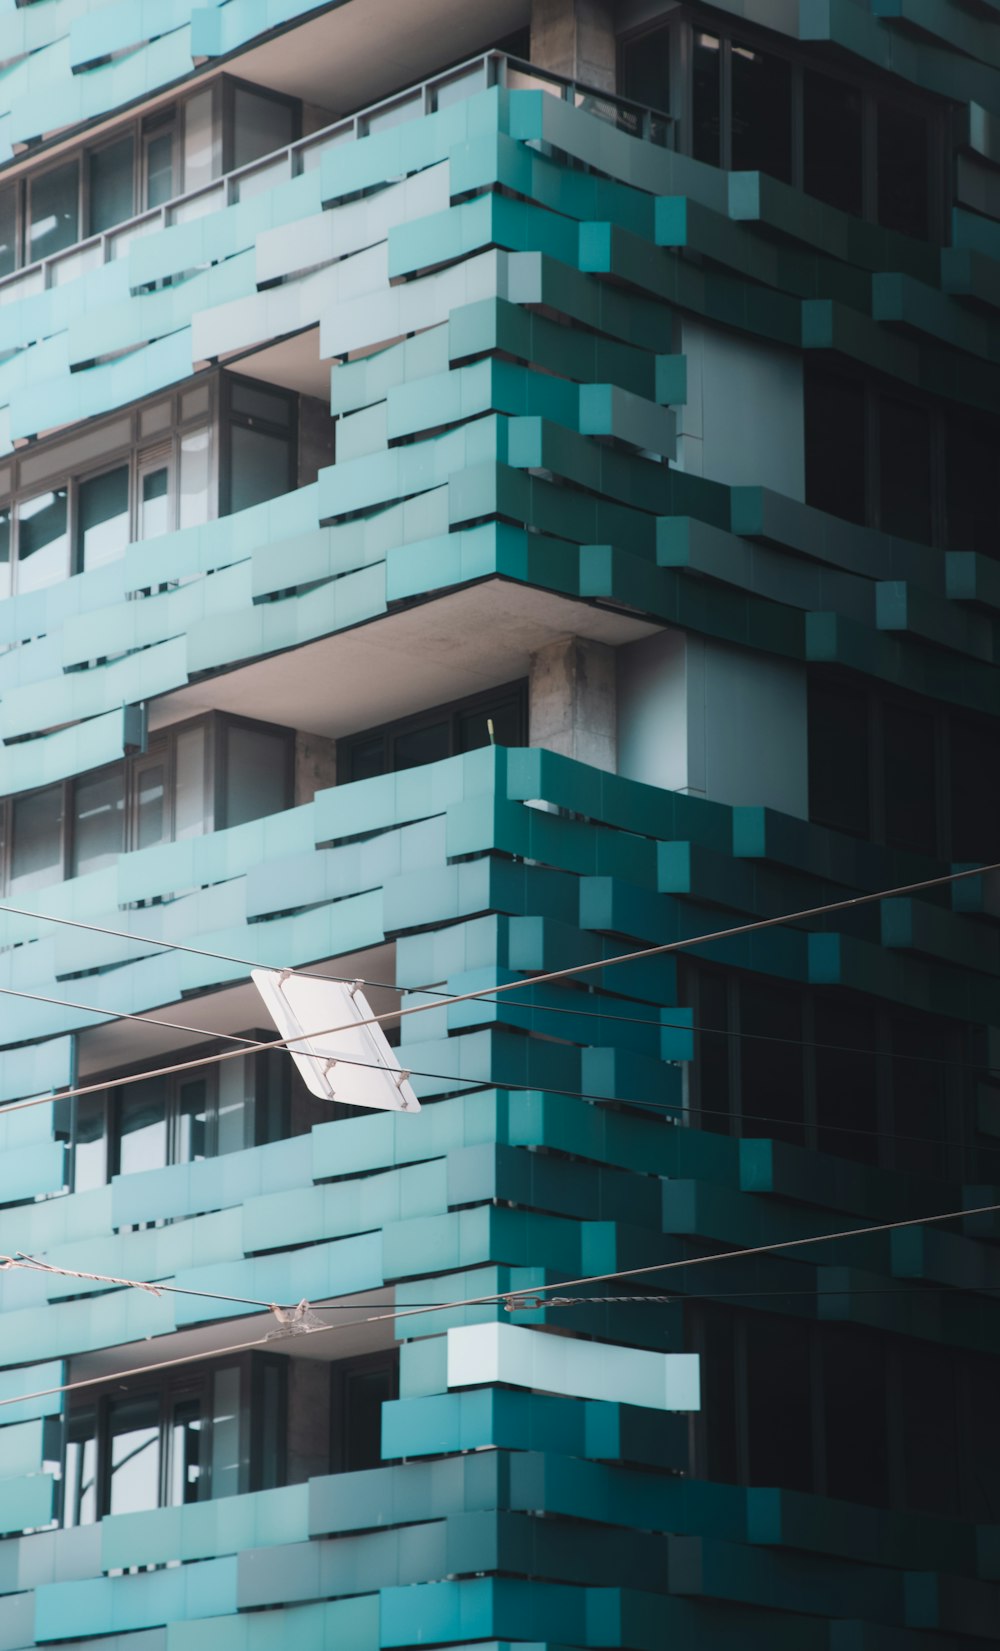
[731,44,792,180]
[177,1079,208,1162]
[146,131,174,209]
[621,26,670,112]
[117,1079,168,1175]
[141,466,170,539]
[73,1094,107,1192]
[169,1398,203,1505]
[29,162,79,261]
[108,1394,160,1515]
[210,1365,243,1499]
[183,91,220,193]
[89,137,135,234]
[10,784,63,891]
[217,1059,250,1156]
[79,466,129,569]
[18,488,68,591]
[174,724,208,839]
[135,759,167,849]
[72,764,125,875]
[224,724,288,827]
[179,427,211,528]
[65,1409,98,1525]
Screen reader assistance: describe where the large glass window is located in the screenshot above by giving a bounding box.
[878,398,932,543]
[183,89,221,193]
[107,1394,160,1516]
[342,683,527,783]
[745,1314,813,1489]
[620,25,670,114]
[814,999,879,1165]
[730,43,792,180]
[807,679,870,838]
[0,186,17,279]
[330,1353,398,1473]
[28,162,79,261]
[946,412,1000,559]
[224,722,292,828]
[822,1327,889,1505]
[883,701,936,855]
[803,70,864,216]
[804,369,866,527]
[173,723,209,840]
[877,102,929,240]
[739,980,805,1145]
[116,1080,169,1177]
[64,1410,98,1527]
[224,378,295,516]
[89,136,135,235]
[692,33,722,166]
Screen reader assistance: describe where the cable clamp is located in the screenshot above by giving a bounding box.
[504,1294,547,1311]
[267,1299,326,1338]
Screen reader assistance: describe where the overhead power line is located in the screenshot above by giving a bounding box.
[0,858,997,1121]
[1,1198,996,1412]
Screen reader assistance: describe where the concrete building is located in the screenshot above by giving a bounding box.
[0,0,996,1646]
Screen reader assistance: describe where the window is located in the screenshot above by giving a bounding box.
[330,1353,399,1473]
[0,75,299,282]
[221,377,297,516]
[0,713,293,895]
[804,363,999,554]
[807,676,995,864]
[78,466,130,571]
[638,15,941,238]
[62,1355,284,1525]
[680,960,973,1179]
[58,1037,336,1193]
[340,683,527,784]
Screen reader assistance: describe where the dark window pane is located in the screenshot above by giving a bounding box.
[169,1397,203,1505]
[79,465,129,571]
[11,785,63,892]
[963,1353,1000,1522]
[740,981,805,1145]
[0,185,17,278]
[457,694,522,752]
[230,379,294,428]
[879,397,931,542]
[135,758,167,850]
[946,413,999,559]
[339,1358,396,1472]
[146,131,174,209]
[692,33,722,166]
[731,43,792,181]
[901,1342,959,1515]
[693,1303,739,1480]
[348,736,385,783]
[141,465,170,540]
[89,136,134,234]
[232,88,295,170]
[73,1095,107,1192]
[256,1360,286,1490]
[18,488,68,592]
[72,765,124,876]
[65,1409,98,1526]
[804,369,866,525]
[695,969,731,1135]
[224,723,289,827]
[108,1394,160,1516]
[174,724,209,841]
[822,1326,888,1505]
[229,424,293,513]
[891,1014,949,1178]
[814,998,879,1164]
[29,162,79,261]
[621,27,670,112]
[877,103,928,239]
[951,717,1000,863]
[804,71,863,216]
[808,680,870,837]
[117,1079,168,1176]
[883,701,936,855]
[746,1314,813,1490]
[393,720,450,772]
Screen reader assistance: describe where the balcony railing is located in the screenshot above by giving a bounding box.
[0,52,672,306]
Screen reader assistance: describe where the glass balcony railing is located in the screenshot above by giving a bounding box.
[0,52,672,306]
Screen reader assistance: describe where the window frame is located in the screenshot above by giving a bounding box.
[619,12,948,240]
[339,680,528,784]
[219,372,299,518]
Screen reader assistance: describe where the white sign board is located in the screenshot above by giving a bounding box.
[251,969,420,1112]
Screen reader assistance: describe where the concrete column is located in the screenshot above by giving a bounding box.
[529,635,617,773]
[295,731,337,805]
[530,0,617,92]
